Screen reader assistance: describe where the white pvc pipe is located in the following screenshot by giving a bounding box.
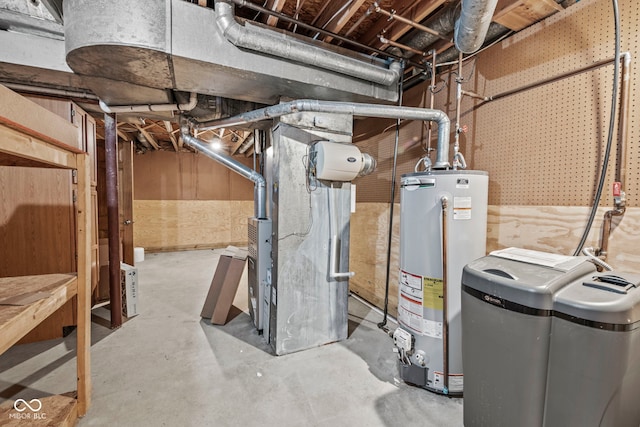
[99,92,198,114]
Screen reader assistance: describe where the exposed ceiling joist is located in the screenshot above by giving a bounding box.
[322,0,367,43]
[230,131,249,155]
[265,0,287,26]
[164,120,179,152]
[135,124,160,150]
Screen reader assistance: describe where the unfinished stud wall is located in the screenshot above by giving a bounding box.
[133,150,255,251]
[351,0,640,315]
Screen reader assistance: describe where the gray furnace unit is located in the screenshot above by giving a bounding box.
[247,217,272,334]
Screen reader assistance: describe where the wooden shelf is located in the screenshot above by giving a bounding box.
[0,274,77,354]
[0,85,92,422]
[0,394,78,427]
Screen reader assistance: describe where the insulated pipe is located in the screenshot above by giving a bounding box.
[454,0,500,54]
[215,0,400,86]
[228,0,425,70]
[193,99,451,168]
[99,92,198,114]
[181,128,267,219]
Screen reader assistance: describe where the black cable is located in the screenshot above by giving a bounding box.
[574,0,620,256]
[378,61,405,331]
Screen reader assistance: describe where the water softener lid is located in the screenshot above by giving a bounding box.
[462,249,596,311]
[553,272,640,328]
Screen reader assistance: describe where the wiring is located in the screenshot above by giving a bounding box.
[278,143,318,241]
[573,0,620,255]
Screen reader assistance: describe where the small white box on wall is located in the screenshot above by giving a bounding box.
[120,263,139,318]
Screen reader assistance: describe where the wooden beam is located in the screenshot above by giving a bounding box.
[75,152,92,416]
[265,0,287,26]
[164,121,179,152]
[493,0,563,31]
[134,124,160,150]
[244,145,255,157]
[117,129,132,142]
[322,0,367,43]
[229,131,248,156]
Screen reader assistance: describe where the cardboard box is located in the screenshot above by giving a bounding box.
[120,263,139,318]
[200,246,248,325]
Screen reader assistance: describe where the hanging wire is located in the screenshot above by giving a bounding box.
[573,0,620,255]
[378,61,405,332]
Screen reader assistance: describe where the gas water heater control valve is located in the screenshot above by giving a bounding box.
[311,140,376,181]
[393,328,413,353]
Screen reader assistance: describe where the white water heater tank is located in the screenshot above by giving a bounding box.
[314,140,375,181]
[396,170,488,396]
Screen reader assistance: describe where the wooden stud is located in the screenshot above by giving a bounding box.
[230,131,249,155]
[322,0,367,43]
[75,153,92,416]
[164,121,179,152]
[134,124,161,150]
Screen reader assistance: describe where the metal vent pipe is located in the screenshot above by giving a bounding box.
[215,0,400,86]
[192,99,451,169]
[454,0,500,54]
[180,124,267,219]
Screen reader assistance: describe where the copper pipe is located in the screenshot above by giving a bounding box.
[379,35,426,56]
[104,112,123,329]
[426,49,436,153]
[441,196,450,394]
[462,90,490,101]
[373,2,450,42]
[598,52,631,258]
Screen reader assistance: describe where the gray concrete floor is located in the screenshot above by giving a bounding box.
[0,249,463,426]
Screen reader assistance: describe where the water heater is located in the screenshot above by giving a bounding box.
[394,170,488,395]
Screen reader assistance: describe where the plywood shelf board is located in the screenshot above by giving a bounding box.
[0,393,78,427]
[0,274,77,354]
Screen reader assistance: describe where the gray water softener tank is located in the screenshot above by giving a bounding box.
[544,271,640,427]
[461,248,595,427]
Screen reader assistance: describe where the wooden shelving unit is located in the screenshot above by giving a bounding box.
[0,85,91,425]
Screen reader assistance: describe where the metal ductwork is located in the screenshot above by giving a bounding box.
[454,0,500,54]
[59,0,399,110]
[180,125,267,218]
[192,99,451,169]
[215,0,400,86]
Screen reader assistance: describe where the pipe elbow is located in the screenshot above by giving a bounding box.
[99,99,113,113]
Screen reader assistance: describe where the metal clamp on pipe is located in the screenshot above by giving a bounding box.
[329,235,355,280]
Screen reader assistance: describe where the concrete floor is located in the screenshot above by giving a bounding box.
[0,249,463,426]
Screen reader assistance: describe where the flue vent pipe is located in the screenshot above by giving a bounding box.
[215,0,400,86]
[454,0,500,54]
[180,124,267,219]
[99,92,198,114]
[192,99,451,169]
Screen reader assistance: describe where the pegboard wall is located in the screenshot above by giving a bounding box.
[355,0,639,208]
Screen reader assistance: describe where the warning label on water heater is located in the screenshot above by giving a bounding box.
[453,196,472,220]
[398,270,423,334]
